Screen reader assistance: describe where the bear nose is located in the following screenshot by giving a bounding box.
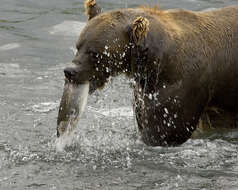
[64,67,76,81]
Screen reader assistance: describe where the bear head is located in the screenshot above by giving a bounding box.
[63,0,150,93]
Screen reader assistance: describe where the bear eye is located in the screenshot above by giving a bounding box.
[87,50,97,57]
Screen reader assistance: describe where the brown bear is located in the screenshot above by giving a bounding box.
[57,0,238,146]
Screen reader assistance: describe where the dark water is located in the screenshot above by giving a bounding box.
[1,0,238,189]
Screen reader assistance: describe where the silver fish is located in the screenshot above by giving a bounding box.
[57,80,89,137]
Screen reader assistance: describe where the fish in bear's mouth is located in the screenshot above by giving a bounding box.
[57,79,89,137]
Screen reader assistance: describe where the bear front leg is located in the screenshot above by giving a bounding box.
[134,76,211,146]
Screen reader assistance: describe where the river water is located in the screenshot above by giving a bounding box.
[1,0,238,189]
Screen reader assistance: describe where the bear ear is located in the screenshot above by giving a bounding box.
[84,0,102,20]
[131,16,150,45]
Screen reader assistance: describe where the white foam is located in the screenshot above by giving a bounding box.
[55,129,77,152]
[89,106,133,118]
[49,21,86,36]
[55,135,72,152]
[0,43,20,51]
[0,63,29,77]
[31,101,59,113]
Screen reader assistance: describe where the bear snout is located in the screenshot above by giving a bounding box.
[64,67,77,82]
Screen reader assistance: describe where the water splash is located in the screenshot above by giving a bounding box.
[89,106,133,118]
[55,132,75,152]
[49,21,86,36]
[0,43,20,51]
[30,101,59,113]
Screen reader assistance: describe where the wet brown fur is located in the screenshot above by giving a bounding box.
[138,5,163,16]
[84,0,101,20]
[67,1,238,146]
[132,16,150,45]
[84,0,96,8]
